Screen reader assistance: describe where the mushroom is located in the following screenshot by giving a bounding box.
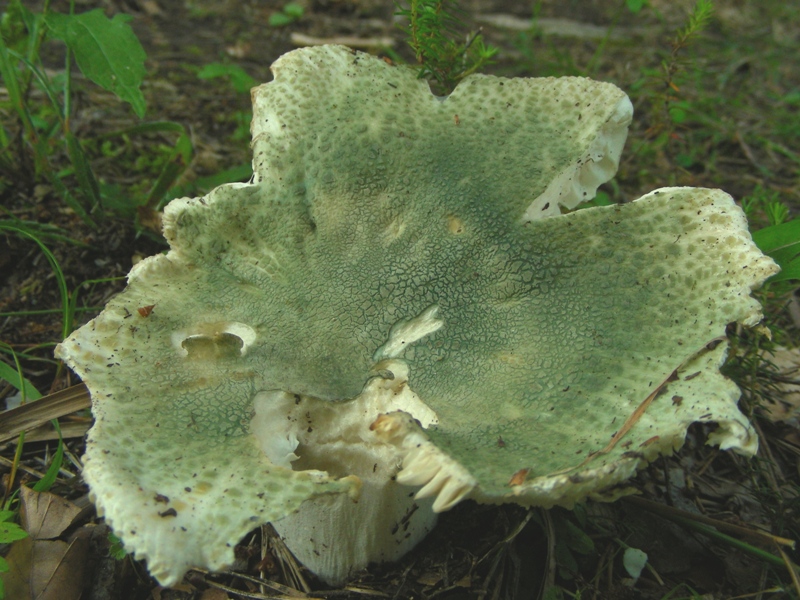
[56,45,777,587]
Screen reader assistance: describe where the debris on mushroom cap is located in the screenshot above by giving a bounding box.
[55,45,777,587]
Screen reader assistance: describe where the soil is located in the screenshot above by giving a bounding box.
[1,0,799,598]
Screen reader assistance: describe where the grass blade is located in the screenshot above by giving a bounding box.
[0,223,72,339]
[0,360,42,403]
[31,422,64,492]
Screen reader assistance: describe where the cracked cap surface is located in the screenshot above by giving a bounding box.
[56,45,776,586]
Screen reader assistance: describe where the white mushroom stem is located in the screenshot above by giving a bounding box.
[250,363,440,585]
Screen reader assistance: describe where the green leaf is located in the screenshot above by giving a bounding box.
[146,131,193,210]
[578,190,614,209]
[669,105,688,124]
[108,532,127,559]
[765,255,800,282]
[100,120,187,138]
[283,3,304,18]
[0,360,42,401]
[99,183,139,219]
[1,0,36,49]
[268,12,295,27]
[554,541,579,575]
[197,62,257,95]
[750,220,800,282]
[752,219,800,254]
[44,9,147,118]
[560,518,595,555]
[0,521,28,543]
[626,0,646,13]
[542,586,564,600]
[32,428,64,493]
[0,511,15,523]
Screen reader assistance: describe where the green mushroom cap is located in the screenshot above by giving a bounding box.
[57,45,777,586]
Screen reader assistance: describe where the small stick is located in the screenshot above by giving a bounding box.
[623,495,796,549]
[0,383,90,443]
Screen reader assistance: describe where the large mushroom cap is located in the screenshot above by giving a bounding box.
[57,45,776,587]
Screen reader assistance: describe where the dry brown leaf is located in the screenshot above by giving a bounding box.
[20,486,82,540]
[2,488,89,599]
[2,533,88,600]
[416,571,442,586]
[30,536,88,600]
[2,536,34,599]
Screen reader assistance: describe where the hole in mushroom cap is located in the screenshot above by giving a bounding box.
[172,321,256,358]
[181,333,243,359]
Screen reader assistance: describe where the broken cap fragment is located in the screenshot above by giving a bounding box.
[56,45,776,588]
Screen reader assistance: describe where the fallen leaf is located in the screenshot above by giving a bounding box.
[1,534,88,600]
[30,535,88,600]
[0,487,89,599]
[20,486,82,540]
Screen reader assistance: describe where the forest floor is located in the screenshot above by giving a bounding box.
[1,0,800,598]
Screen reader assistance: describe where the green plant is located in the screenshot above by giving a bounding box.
[739,187,800,285]
[108,532,128,560]
[645,0,714,147]
[0,224,71,340]
[396,0,498,92]
[0,334,42,399]
[197,62,257,95]
[269,3,304,27]
[197,63,257,141]
[0,1,196,227]
[0,0,148,225]
[625,0,648,12]
[752,220,800,284]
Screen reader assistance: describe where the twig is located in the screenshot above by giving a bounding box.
[204,578,302,600]
[542,509,557,594]
[752,417,784,491]
[623,496,796,549]
[0,453,49,480]
[225,570,307,598]
[0,383,90,443]
[778,546,800,598]
[291,33,395,49]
